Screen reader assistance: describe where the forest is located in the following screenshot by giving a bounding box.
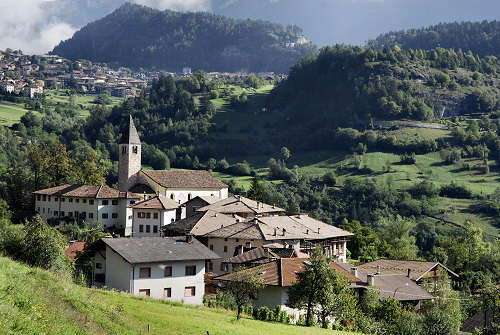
[368,20,500,57]
[51,3,316,73]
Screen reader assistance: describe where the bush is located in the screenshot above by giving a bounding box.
[400,152,416,164]
[424,308,457,335]
[227,161,251,176]
[439,183,473,199]
[408,181,439,199]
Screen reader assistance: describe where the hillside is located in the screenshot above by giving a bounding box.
[0,256,356,335]
[51,3,316,73]
[268,45,500,150]
[367,21,500,57]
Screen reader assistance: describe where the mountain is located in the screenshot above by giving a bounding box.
[368,21,500,57]
[51,3,316,73]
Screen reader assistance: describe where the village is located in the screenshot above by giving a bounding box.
[32,115,460,326]
[0,49,277,100]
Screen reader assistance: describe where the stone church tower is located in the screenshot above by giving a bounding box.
[118,115,141,192]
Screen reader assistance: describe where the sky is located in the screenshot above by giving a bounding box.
[0,0,498,54]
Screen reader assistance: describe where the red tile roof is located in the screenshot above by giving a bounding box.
[64,241,86,260]
[33,184,141,199]
[129,195,179,210]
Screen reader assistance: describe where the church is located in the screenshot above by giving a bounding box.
[33,116,229,236]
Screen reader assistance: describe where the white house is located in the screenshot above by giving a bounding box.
[217,258,359,322]
[129,195,179,237]
[94,237,220,304]
[33,184,141,233]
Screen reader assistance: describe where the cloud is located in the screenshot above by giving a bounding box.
[133,0,211,12]
[0,0,76,54]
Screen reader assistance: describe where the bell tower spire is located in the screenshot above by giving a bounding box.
[118,115,141,192]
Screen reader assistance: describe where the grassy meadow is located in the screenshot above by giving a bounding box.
[0,102,30,126]
[0,256,358,335]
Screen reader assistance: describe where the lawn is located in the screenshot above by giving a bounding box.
[0,102,30,126]
[44,90,123,111]
[0,256,359,335]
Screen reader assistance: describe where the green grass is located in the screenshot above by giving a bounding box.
[0,256,358,335]
[0,102,30,126]
[44,90,123,114]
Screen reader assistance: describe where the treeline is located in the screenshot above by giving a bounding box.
[51,3,316,73]
[368,20,500,57]
[268,44,500,150]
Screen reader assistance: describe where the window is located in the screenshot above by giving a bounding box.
[95,263,102,269]
[61,198,65,202]
[69,198,73,203]
[74,211,79,218]
[133,146,138,154]
[139,267,151,278]
[102,213,108,219]
[146,225,150,233]
[89,200,94,205]
[185,265,196,276]
[208,262,213,272]
[153,226,158,234]
[42,208,45,213]
[48,196,51,202]
[128,215,132,220]
[102,200,109,205]
[171,218,175,223]
[37,195,41,201]
[146,212,151,219]
[54,197,59,202]
[60,211,65,217]
[112,200,118,205]
[37,207,40,212]
[89,213,93,219]
[209,245,214,251]
[75,198,80,203]
[184,286,195,297]
[81,212,86,219]
[112,213,118,219]
[68,212,73,218]
[122,146,126,154]
[138,289,150,297]
[164,266,172,277]
[130,200,136,204]
[220,263,228,272]
[54,211,58,216]
[153,213,158,219]
[82,199,87,203]
[164,288,171,298]
[170,194,174,200]
[224,246,228,253]
[139,225,144,233]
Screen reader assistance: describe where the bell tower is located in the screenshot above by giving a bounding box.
[118,115,141,192]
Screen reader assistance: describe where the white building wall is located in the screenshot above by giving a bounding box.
[105,246,132,292]
[35,195,99,222]
[131,260,205,304]
[254,287,304,323]
[131,208,176,237]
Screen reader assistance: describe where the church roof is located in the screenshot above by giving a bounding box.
[33,184,142,199]
[141,170,227,189]
[129,195,179,210]
[119,115,141,145]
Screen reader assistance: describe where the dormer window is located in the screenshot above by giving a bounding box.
[132,146,138,154]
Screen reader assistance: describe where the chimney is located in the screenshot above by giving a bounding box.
[215,213,218,217]
[351,267,358,278]
[367,274,375,286]
[282,228,286,236]
[306,229,309,234]
[273,228,277,236]
[376,265,381,275]
[407,268,411,278]
[317,228,320,234]
[220,224,223,229]
[143,191,146,200]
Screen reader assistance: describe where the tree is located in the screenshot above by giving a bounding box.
[72,148,108,185]
[423,307,457,335]
[22,215,66,270]
[248,176,264,202]
[377,215,418,260]
[226,268,264,319]
[287,248,355,327]
[280,146,291,163]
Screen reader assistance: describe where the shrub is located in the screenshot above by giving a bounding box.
[439,182,473,199]
[399,152,416,164]
[227,161,251,176]
[408,181,439,199]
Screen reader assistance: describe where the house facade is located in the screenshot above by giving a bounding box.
[129,195,179,237]
[93,237,220,304]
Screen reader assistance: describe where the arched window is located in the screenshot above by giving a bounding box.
[132,146,138,154]
[170,194,174,200]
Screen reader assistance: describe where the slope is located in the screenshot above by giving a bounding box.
[0,256,356,335]
[51,3,316,73]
